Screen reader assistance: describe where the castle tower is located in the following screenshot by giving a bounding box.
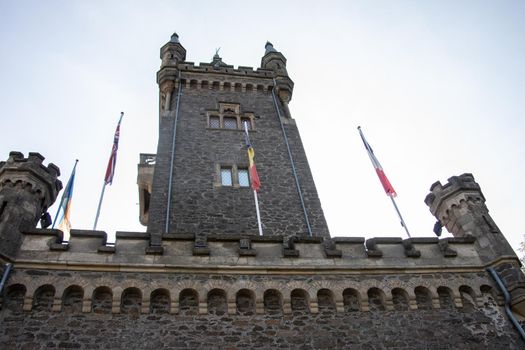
[139,34,330,250]
[0,152,62,258]
[425,173,525,314]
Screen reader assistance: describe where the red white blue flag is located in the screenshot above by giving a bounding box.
[104,112,123,185]
[358,126,397,197]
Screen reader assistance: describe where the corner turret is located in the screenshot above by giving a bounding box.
[425,173,525,314]
[425,173,514,261]
[157,32,186,117]
[261,42,294,118]
[0,151,62,258]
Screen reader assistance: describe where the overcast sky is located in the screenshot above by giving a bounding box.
[1,0,524,254]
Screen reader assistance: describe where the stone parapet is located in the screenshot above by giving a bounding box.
[16,228,491,272]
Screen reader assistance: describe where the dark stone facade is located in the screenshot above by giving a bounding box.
[146,39,329,243]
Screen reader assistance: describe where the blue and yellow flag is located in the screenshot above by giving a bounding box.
[53,160,78,239]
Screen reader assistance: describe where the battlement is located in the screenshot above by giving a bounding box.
[0,152,62,191]
[16,228,487,272]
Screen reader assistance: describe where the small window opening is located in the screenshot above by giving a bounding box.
[221,168,233,186]
[223,117,237,129]
[238,168,249,187]
[209,116,220,128]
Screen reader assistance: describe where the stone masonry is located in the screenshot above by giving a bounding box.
[1,33,525,349]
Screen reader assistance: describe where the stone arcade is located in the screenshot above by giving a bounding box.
[1,33,525,349]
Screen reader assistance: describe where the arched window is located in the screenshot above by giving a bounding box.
[150,289,170,314]
[343,288,360,312]
[179,289,198,315]
[236,289,255,315]
[92,286,112,314]
[391,288,409,311]
[62,285,84,313]
[290,289,309,313]
[33,284,55,312]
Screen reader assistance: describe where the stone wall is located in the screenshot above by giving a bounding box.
[1,268,523,349]
[146,70,329,239]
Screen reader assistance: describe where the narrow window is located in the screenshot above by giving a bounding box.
[223,117,237,129]
[221,167,233,186]
[209,116,220,128]
[238,168,249,187]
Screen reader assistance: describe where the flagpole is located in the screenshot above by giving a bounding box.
[390,196,411,238]
[244,122,263,236]
[253,190,263,236]
[93,182,106,230]
[358,126,412,239]
[93,112,124,231]
[52,159,79,229]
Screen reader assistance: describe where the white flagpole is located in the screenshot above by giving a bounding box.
[358,126,411,239]
[93,182,106,230]
[244,122,263,236]
[253,190,263,236]
[390,196,411,238]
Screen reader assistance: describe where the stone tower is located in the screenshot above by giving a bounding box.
[1,33,525,349]
[0,152,61,258]
[139,33,330,251]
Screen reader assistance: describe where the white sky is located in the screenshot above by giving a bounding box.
[1,0,524,254]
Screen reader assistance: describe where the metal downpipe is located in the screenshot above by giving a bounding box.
[487,267,525,342]
[165,76,183,235]
[271,79,313,237]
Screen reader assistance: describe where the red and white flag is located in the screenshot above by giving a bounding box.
[104,112,123,185]
[358,127,397,197]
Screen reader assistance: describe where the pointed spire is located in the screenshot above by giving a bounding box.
[170,32,180,43]
[265,41,277,54]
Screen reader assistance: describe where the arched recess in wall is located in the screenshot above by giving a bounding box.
[121,287,142,315]
[92,286,112,314]
[459,285,476,311]
[179,289,199,315]
[391,288,409,311]
[236,289,255,315]
[343,288,361,312]
[437,286,455,309]
[150,288,170,314]
[479,284,497,307]
[290,288,310,313]
[5,284,26,312]
[62,285,84,313]
[414,286,433,310]
[207,289,227,316]
[264,289,283,316]
[367,288,386,311]
[33,284,55,312]
[317,289,336,312]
